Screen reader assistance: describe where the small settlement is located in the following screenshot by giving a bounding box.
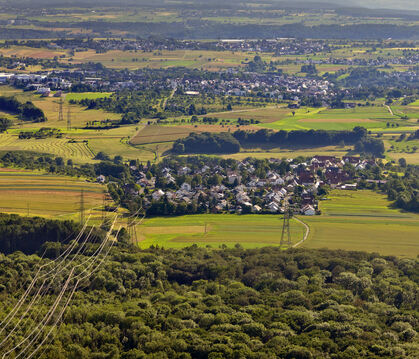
[115,155,377,216]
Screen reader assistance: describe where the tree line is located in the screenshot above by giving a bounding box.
[384,165,419,212]
[0,213,103,255]
[173,132,241,154]
[0,96,46,122]
[172,127,385,157]
[0,151,129,182]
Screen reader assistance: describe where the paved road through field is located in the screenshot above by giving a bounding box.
[292,216,310,248]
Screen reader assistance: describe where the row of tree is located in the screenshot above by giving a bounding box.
[171,127,385,156]
[173,132,241,154]
[0,151,129,182]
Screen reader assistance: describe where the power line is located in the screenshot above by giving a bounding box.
[127,207,145,244]
[79,189,85,225]
[58,97,64,122]
[67,106,71,131]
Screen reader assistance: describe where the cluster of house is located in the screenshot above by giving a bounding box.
[5,38,330,56]
[0,65,335,102]
[216,39,330,55]
[293,51,419,67]
[0,72,71,96]
[117,155,373,216]
[45,38,208,53]
[170,72,335,101]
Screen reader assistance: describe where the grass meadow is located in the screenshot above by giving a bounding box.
[302,190,419,257]
[261,106,415,131]
[65,92,112,101]
[137,214,305,249]
[136,190,419,257]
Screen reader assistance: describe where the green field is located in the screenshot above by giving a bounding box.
[65,92,112,101]
[137,190,419,257]
[0,168,105,219]
[302,190,419,257]
[137,214,305,249]
[261,106,416,131]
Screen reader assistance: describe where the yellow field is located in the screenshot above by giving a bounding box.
[0,47,263,71]
[0,86,121,130]
[30,97,121,129]
[130,124,255,145]
[0,134,95,163]
[221,145,352,161]
[0,168,105,220]
[213,106,291,123]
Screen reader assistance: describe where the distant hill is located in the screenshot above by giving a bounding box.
[1,0,418,11]
[272,0,419,11]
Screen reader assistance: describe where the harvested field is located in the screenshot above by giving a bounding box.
[0,168,105,219]
[299,118,375,123]
[130,124,255,145]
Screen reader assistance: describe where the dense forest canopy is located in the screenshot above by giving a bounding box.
[0,242,417,358]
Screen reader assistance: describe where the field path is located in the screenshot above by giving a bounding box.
[292,216,310,248]
[385,104,394,116]
[162,88,176,110]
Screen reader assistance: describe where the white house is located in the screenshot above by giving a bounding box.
[0,73,15,83]
[267,202,280,213]
[302,205,315,216]
[152,189,165,201]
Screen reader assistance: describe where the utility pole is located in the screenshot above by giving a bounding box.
[102,193,106,222]
[67,106,71,131]
[79,189,85,225]
[127,215,138,243]
[58,97,64,122]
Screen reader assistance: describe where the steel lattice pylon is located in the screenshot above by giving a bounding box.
[280,205,292,248]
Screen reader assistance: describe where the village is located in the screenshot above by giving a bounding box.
[117,155,378,216]
[0,45,416,107]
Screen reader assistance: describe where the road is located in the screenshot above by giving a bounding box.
[162,87,176,110]
[292,216,310,248]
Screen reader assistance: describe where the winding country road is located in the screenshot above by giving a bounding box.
[385,104,394,116]
[292,216,310,248]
